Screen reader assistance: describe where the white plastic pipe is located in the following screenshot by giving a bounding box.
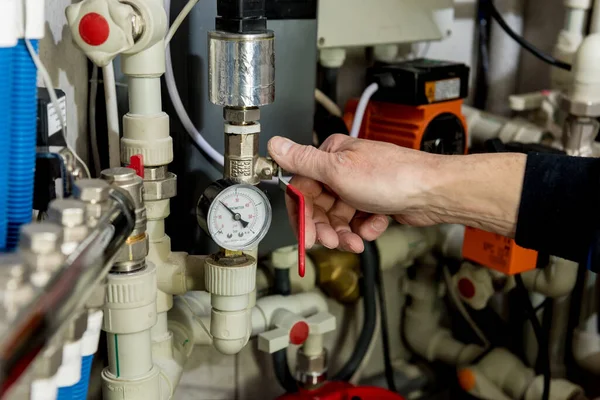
[107,331,153,378]
[129,77,163,115]
[0,0,17,47]
[520,257,579,298]
[375,225,438,271]
[591,0,600,32]
[349,83,379,138]
[103,62,121,168]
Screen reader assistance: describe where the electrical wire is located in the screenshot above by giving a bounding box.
[165,0,199,45]
[349,83,379,138]
[89,65,101,175]
[486,0,571,71]
[103,62,121,168]
[514,274,550,400]
[315,89,342,118]
[443,266,491,349]
[25,40,91,178]
[349,298,381,384]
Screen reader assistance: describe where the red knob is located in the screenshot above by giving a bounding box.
[457,278,476,299]
[289,321,309,345]
[79,12,110,46]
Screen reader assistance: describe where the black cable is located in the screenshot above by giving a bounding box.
[514,274,550,400]
[333,241,378,381]
[372,241,398,392]
[271,268,298,393]
[486,0,571,71]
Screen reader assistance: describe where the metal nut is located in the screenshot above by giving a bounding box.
[143,172,177,201]
[23,252,64,273]
[223,107,261,124]
[33,344,63,379]
[296,349,328,374]
[47,199,87,228]
[0,254,27,290]
[73,179,111,203]
[560,93,600,117]
[113,235,149,271]
[20,223,63,255]
[65,311,88,341]
[101,168,144,209]
[61,225,89,253]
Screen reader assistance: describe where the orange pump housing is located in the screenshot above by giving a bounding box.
[343,97,537,275]
[343,98,467,154]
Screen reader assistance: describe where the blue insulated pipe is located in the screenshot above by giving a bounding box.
[7,39,38,250]
[0,46,13,250]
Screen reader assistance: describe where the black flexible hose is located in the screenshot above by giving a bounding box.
[515,275,550,400]
[372,241,398,392]
[272,267,298,393]
[333,241,378,381]
[486,0,572,71]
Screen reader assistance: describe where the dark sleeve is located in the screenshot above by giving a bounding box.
[515,153,600,263]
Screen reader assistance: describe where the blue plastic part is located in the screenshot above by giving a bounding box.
[7,40,38,250]
[71,355,94,400]
[0,47,13,251]
[57,384,74,400]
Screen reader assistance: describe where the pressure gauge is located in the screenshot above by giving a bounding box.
[197,180,272,251]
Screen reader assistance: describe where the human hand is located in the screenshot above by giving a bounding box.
[268,134,441,253]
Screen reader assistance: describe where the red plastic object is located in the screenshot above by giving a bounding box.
[457,278,476,299]
[129,155,145,178]
[279,176,306,278]
[277,381,404,400]
[79,13,110,46]
[289,321,310,345]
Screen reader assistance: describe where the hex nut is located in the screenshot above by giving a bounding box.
[73,179,111,203]
[0,254,27,290]
[296,349,328,375]
[66,311,88,341]
[143,173,177,201]
[560,93,600,117]
[115,235,149,264]
[223,107,261,124]
[62,225,89,248]
[34,344,63,379]
[20,223,63,255]
[47,199,87,228]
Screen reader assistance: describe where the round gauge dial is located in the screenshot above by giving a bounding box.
[197,181,272,251]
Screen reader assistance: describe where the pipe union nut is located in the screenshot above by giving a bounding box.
[114,235,149,265]
[143,172,177,201]
[73,180,111,203]
[296,348,328,376]
[223,107,261,124]
[560,93,600,117]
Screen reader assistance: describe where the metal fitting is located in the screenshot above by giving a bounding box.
[225,132,259,184]
[131,10,145,42]
[101,168,146,236]
[65,311,88,342]
[255,157,278,181]
[47,199,89,255]
[560,93,600,117]
[309,248,361,304]
[33,344,63,379]
[562,115,599,157]
[296,348,328,388]
[223,107,261,125]
[20,223,65,287]
[113,234,149,273]
[143,166,177,201]
[0,254,34,319]
[73,179,111,226]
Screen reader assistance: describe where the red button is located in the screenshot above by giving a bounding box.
[458,278,476,299]
[79,13,110,46]
[289,321,309,345]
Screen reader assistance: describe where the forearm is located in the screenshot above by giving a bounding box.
[422,153,526,237]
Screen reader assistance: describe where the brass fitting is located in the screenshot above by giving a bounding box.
[308,248,361,304]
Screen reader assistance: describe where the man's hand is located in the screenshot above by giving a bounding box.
[268,134,441,252]
[268,134,526,253]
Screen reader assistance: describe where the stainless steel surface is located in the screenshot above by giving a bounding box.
[73,180,111,226]
[208,31,275,107]
[562,116,599,156]
[0,189,136,395]
[560,93,600,117]
[225,133,260,184]
[144,166,168,180]
[255,157,277,180]
[20,223,63,255]
[47,199,89,255]
[144,172,178,201]
[113,235,149,273]
[0,255,34,320]
[295,348,328,388]
[224,107,261,124]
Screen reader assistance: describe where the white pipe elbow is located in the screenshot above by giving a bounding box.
[252,292,328,335]
[476,348,535,399]
[520,257,578,298]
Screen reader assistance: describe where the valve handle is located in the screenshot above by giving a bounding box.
[278,169,306,278]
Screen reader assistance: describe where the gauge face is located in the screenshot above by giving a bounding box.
[206,184,272,250]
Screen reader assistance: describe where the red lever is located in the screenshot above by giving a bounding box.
[129,155,144,178]
[279,171,306,278]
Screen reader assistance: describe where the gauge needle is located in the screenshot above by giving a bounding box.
[219,201,249,228]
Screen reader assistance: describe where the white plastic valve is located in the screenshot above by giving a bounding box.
[453,262,495,310]
[66,0,136,67]
[258,309,311,353]
[306,312,336,336]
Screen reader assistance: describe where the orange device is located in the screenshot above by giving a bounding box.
[343,59,537,275]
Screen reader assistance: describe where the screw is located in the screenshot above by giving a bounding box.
[20,223,63,255]
[47,199,87,227]
[73,179,110,203]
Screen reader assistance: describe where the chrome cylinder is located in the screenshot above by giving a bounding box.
[208,31,275,107]
[224,132,260,184]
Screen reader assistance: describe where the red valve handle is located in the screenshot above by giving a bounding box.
[278,171,306,278]
[129,154,144,178]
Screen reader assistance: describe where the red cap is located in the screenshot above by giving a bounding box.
[458,278,476,299]
[289,321,309,345]
[79,13,110,46]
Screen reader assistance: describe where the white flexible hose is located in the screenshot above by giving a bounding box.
[349,83,379,138]
[89,65,101,175]
[102,62,121,168]
[315,88,342,118]
[165,0,199,45]
[164,0,224,166]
